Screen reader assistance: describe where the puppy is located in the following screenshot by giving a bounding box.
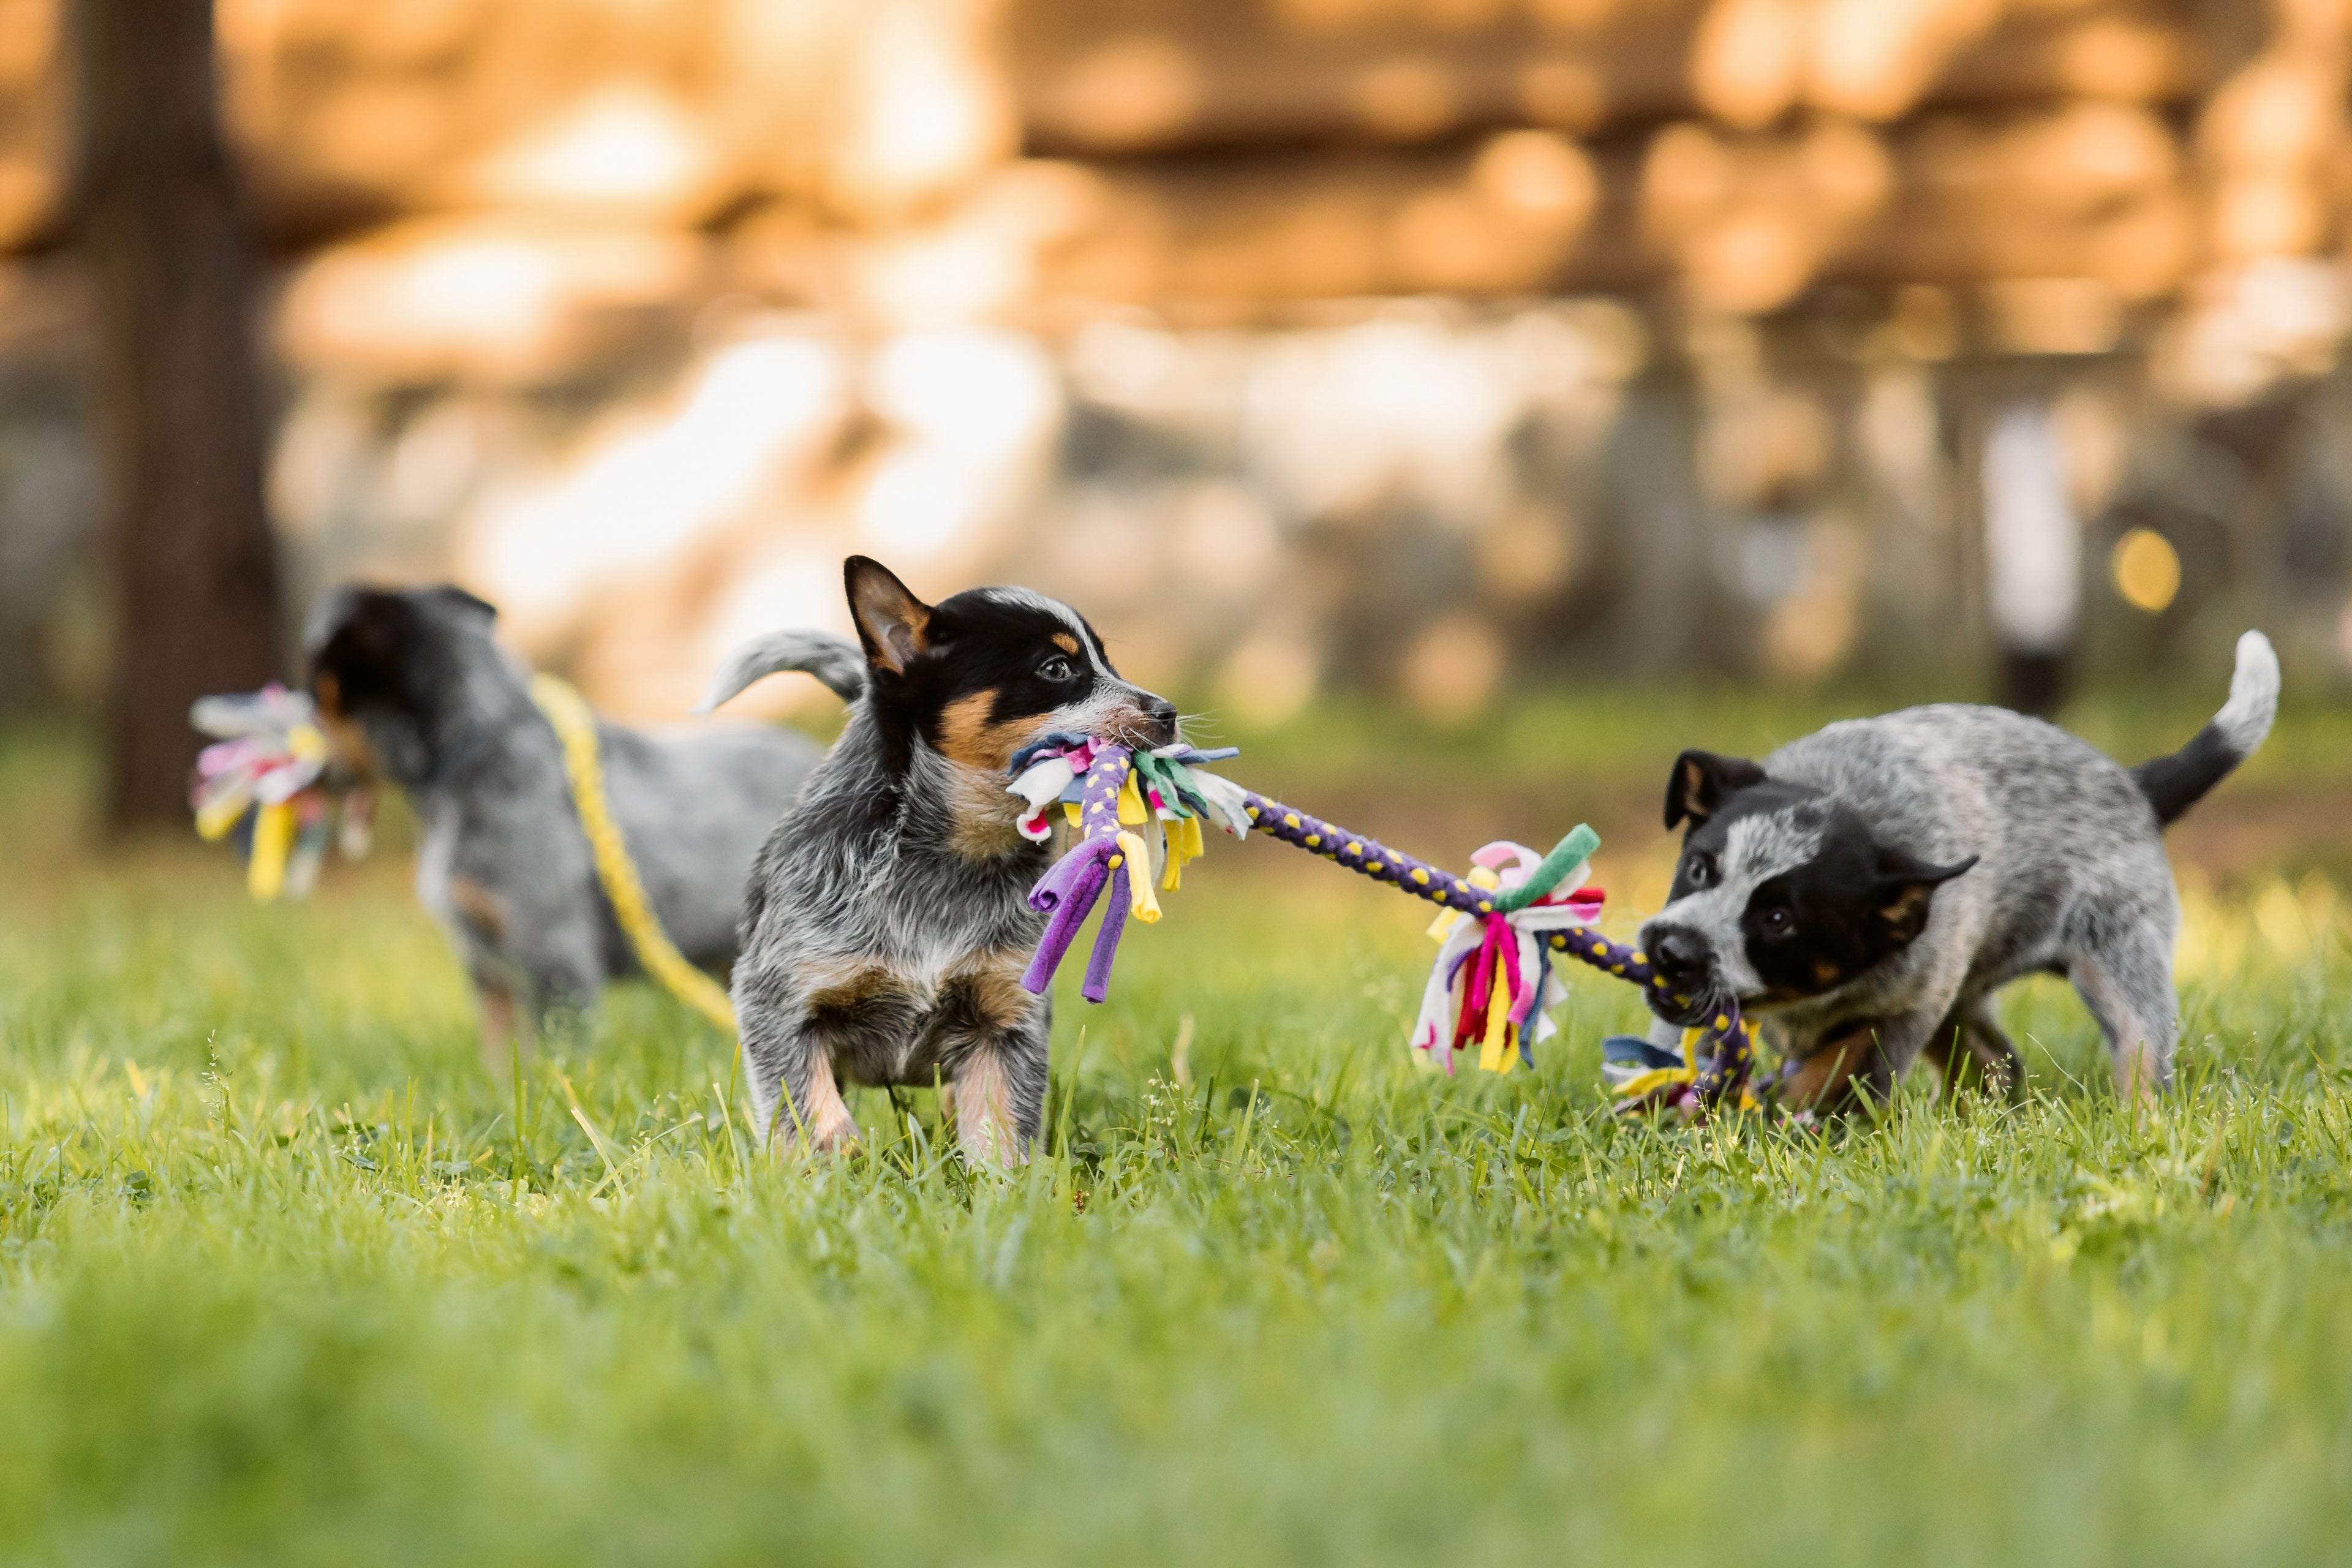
[306,584,862,1058]
[1637,631,2280,1110]
[703,557,1179,1166]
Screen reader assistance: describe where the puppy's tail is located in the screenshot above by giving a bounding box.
[2131,630,2279,827]
[694,629,868,712]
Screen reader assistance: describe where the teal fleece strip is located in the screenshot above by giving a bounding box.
[1490,824,1601,913]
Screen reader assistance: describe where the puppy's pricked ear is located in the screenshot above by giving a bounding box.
[1663,749,1767,829]
[305,587,403,666]
[1873,850,1978,946]
[845,556,932,676]
[430,584,498,623]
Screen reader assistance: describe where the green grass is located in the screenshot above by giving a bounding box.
[2,723,2351,1566]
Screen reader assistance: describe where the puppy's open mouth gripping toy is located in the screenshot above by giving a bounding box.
[1009,737,1760,1118]
[189,685,374,900]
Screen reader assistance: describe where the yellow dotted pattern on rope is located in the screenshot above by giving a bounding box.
[530,674,737,1033]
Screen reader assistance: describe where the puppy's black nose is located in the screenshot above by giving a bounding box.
[1648,925,1710,990]
[1143,696,1178,745]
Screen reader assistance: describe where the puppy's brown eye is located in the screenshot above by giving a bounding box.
[1761,907,1792,935]
[1038,655,1077,683]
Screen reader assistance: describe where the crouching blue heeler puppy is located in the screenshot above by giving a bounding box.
[305,584,863,1062]
[699,556,1180,1167]
[1637,631,2280,1113]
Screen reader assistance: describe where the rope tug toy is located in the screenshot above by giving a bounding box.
[1009,737,1760,1117]
[189,684,373,900]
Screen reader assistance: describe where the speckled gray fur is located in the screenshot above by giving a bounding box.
[1638,632,2281,1101]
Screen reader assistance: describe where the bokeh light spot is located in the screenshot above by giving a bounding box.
[2111,527,2182,614]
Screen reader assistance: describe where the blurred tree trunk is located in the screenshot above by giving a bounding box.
[72,0,282,831]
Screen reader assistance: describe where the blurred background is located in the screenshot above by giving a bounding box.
[0,0,2347,860]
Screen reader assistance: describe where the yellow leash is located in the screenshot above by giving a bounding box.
[530,674,737,1033]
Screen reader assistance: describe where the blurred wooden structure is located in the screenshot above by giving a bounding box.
[0,1,2338,317]
[1,0,2350,720]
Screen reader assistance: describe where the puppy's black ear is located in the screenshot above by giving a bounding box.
[1872,849,1977,946]
[306,587,404,666]
[304,587,417,714]
[430,584,498,623]
[303,585,364,661]
[1663,749,1767,829]
[845,556,932,676]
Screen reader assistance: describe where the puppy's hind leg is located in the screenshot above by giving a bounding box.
[512,914,605,1044]
[2067,919,2179,1104]
[471,968,527,1081]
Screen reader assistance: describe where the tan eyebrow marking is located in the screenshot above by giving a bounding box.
[1051,633,1079,654]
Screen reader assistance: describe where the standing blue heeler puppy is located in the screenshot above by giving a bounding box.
[305,584,862,1062]
[1636,631,2280,1112]
[700,557,1180,1167]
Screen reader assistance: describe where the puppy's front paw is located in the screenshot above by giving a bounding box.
[772,1077,863,1159]
[806,1100,864,1156]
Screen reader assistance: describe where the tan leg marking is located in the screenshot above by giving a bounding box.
[777,1052,862,1158]
[944,950,1040,1167]
[448,875,508,945]
[949,952,1038,1028]
[1779,1023,1874,1110]
[805,964,895,1011]
[477,979,524,1079]
[951,1053,1022,1168]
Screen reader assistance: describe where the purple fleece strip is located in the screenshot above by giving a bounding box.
[1022,845,1110,993]
[1081,861,1131,1002]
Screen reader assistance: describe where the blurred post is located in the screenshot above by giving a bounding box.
[70,0,282,829]
[1982,403,2081,715]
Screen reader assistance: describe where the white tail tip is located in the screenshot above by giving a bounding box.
[2219,630,2280,755]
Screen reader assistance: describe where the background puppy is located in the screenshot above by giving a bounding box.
[705,556,1178,1166]
[1637,631,2281,1111]
[306,584,859,1058]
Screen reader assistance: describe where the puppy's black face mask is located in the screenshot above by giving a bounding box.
[843,556,1178,775]
[303,584,499,782]
[1641,748,1975,1023]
